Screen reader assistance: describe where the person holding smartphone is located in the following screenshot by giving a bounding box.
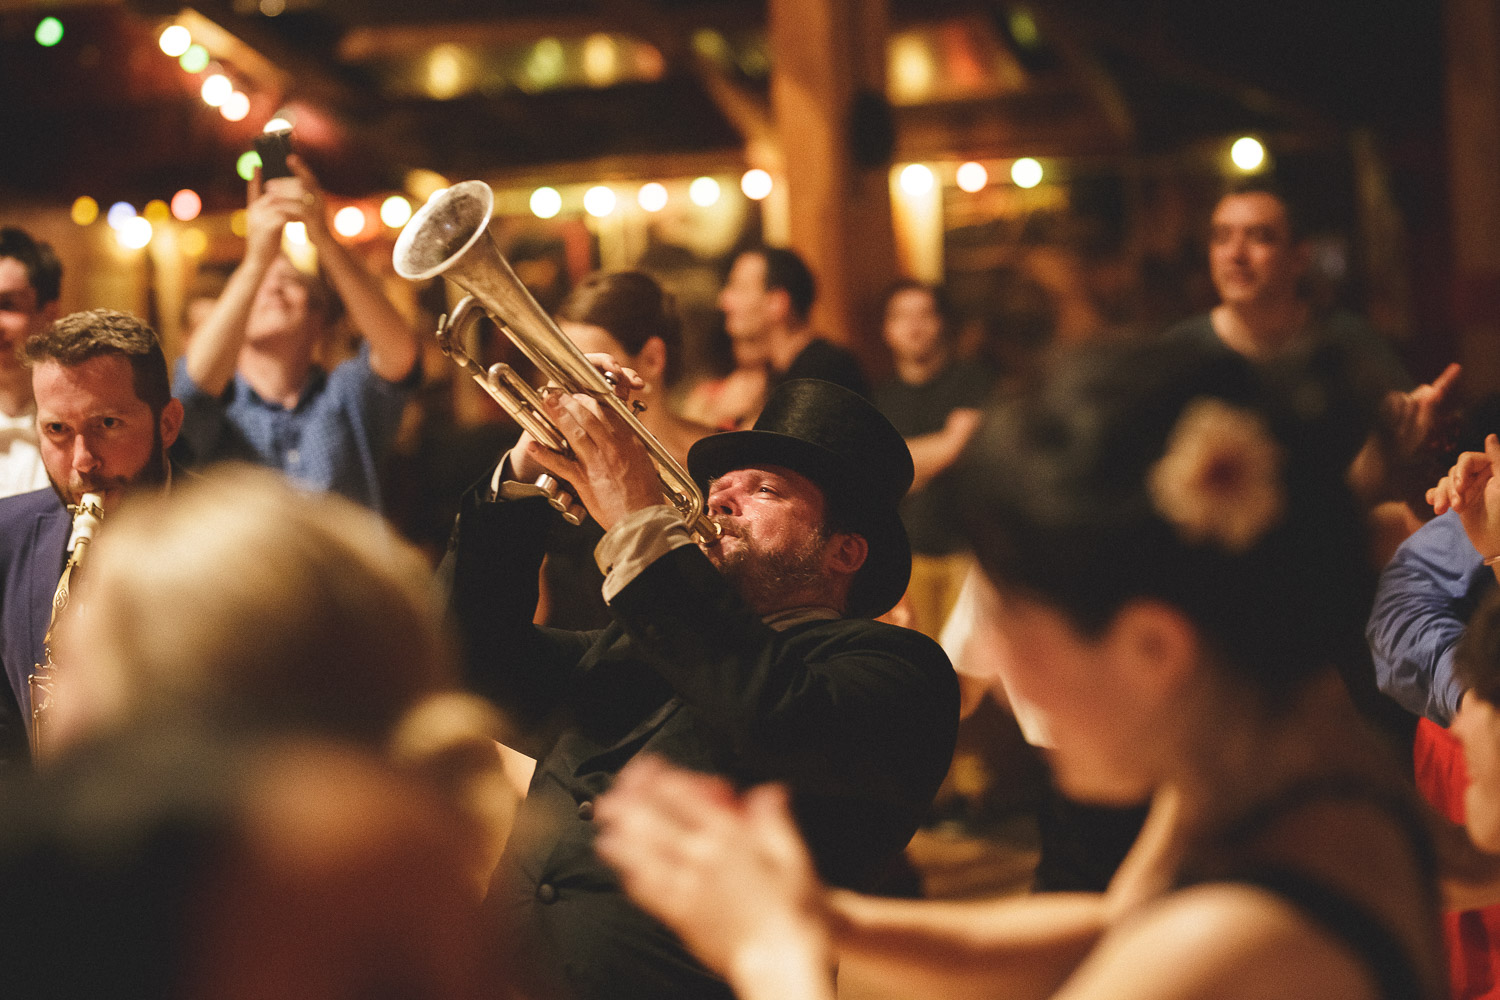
[172,142,419,511]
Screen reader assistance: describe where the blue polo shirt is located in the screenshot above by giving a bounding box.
[172,342,417,511]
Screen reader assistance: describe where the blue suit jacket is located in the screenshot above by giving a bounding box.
[0,487,70,765]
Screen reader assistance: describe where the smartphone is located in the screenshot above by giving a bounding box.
[253,129,294,180]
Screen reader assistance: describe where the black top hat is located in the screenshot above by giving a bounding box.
[687,379,913,618]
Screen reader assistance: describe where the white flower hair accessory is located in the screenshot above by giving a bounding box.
[1147,397,1285,554]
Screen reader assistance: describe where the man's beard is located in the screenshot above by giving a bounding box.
[49,428,168,509]
[705,517,828,614]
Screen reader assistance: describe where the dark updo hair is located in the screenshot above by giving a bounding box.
[957,338,1374,697]
[556,271,683,385]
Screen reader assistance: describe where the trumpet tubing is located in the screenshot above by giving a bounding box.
[394,181,715,540]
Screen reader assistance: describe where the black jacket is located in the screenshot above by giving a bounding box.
[448,491,959,1000]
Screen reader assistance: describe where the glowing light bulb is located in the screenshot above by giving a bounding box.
[159,25,191,57]
[143,200,170,224]
[201,74,232,107]
[899,164,934,196]
[179,44,209,73]
[689,176,720,207]
[956,161,988,193]
[637,182,668,213]
[380,196,412,229]
[1011,157,1043,189]
[220,91,250,122]
[334,206,366,238]
[237,151,262,181]
[106,202,136,231]
[35,17,63,48]
[740,169,772,201]
[284,221,307,245]
[171,189,202,222]
[530,187,562,219]
[71,196,99,226]
[1231,137,1266,172]
[584,185,617,218]
[118,217,153,250]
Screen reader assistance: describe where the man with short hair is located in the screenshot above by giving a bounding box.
[0,227,63,498]
[173,155,419,511]
[0,309,184,764]
[449,375,958,1000]
[718,246,868,403]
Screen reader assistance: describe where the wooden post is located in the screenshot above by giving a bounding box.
[767,0,897,366]
[1447,0,1500,391]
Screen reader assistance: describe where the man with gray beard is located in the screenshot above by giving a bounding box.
[446,376,959,1000]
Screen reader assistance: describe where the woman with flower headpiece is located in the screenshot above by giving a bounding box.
[592,338,1445,1000]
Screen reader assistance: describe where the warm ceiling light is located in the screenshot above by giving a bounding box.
[530,187,562,219]
[106,202,136,231]
[956,161,988,193]
[334,206,366,238]
[220,91,250,121]
[1011,157,1044,189]
[201,74,232,107]
[899,163,934,196]
[637,182,668,213]
[171,189,202,222]
[158,25,191,57]
[380,196,412,229]
[584,185,617,218]
[689,176,720,207]
[740,169,773,201]
[117,217,153,250]
[179,45,209,73]
[1231,137,1266,172]
[71,196,99,226]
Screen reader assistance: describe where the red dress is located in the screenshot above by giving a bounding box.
[1415,716,1500,999]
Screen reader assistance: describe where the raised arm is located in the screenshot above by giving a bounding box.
[288,156,418,383]
[182,172,299,395]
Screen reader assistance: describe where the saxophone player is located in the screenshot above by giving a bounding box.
[0,309,182,766]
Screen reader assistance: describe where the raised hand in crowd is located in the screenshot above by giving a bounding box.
[1428,432,1500,564]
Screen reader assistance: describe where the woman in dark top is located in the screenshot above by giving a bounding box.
[593,338,1446,1000]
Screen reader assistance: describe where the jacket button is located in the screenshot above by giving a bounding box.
[577,800,594,821]
[536,883,558,904]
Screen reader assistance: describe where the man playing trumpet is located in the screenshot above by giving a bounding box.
[447,374,959,1000]
[0,309,183,766]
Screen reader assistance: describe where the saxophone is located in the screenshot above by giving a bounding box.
[29,492,102,761]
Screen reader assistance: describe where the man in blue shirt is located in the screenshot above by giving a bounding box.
[173,155,418,511]
[1370,433,1500,723]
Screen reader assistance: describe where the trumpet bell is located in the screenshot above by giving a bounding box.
[394,181,495,282]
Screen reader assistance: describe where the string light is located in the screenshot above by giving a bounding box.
[201,74,232,107]
[1011,157,1044,189]
[220,91,250,122]
[530,187,562,219]
[956,161,988,193]
[637,183,668,213]
[159,25,191,57]
[380,196,412,228]
[70,196,99,226]
[106,202,137,231]
[117,217,153,250]
[584,185,617,218]
[1231,137,1266,172]
[143,200,171,223]
[179,45,209,73]
[334,206,367,238]
[171,189,202,222]
[236,151,262,181]
[898,164,934,196]
[689,177,720,207]
[740,169,772,201]
[34,17,63,47]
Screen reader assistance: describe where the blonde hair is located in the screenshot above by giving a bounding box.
[57,464,453,746]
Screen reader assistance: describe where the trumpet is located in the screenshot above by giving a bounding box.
[30,491,102,761]
[393,180,717,541]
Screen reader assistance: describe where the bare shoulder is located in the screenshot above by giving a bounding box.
[1054,884,1385,1000]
